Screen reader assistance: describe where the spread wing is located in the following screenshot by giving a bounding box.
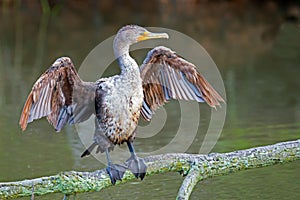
[140,46,224,121]
[19,57,96,131]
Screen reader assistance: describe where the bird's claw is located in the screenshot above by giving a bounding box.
[126,155,147,180]
[106,163,127,185]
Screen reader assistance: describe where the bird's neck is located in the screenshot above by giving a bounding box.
[113,40,140,76]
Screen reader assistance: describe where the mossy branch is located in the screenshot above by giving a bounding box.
[0,139,299,199]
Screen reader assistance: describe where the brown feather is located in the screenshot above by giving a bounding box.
[19,57,96,131]
[20,93,34,131]
[140,46,225,120]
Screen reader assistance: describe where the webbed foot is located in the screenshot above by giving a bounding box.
[125,155,147,180]
[106,163,127,185]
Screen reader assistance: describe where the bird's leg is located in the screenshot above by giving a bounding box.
[125,141,147,180]
[105,149,127,185]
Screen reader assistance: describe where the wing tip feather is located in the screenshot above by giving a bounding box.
[19,93,34,131]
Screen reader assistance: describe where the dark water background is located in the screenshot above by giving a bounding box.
[0,0,300,199]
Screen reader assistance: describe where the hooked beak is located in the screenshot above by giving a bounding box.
[137,31,169,42]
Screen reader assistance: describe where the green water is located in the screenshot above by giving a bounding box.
[0,1,300,199]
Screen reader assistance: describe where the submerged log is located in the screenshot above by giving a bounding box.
[0,139,299,199]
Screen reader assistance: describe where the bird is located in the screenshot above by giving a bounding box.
[19,25,224,185]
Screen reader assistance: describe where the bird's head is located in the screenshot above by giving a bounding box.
[114,25,169,51]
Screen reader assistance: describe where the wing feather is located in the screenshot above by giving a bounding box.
[19,57,96,131]
[140,46,224,121]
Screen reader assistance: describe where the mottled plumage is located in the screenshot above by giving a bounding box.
[140,46,224,120]
[19,57,96,132]
[19,25,224,185]
[95,72,143,145]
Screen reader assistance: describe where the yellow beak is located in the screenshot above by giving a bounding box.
[137,31,169,42]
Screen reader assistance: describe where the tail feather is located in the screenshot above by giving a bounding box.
[81,142,97,157]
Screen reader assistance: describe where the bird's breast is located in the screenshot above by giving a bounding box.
[99,75,143,145]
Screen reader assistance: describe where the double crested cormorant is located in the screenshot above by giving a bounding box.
[19,25,224,184]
